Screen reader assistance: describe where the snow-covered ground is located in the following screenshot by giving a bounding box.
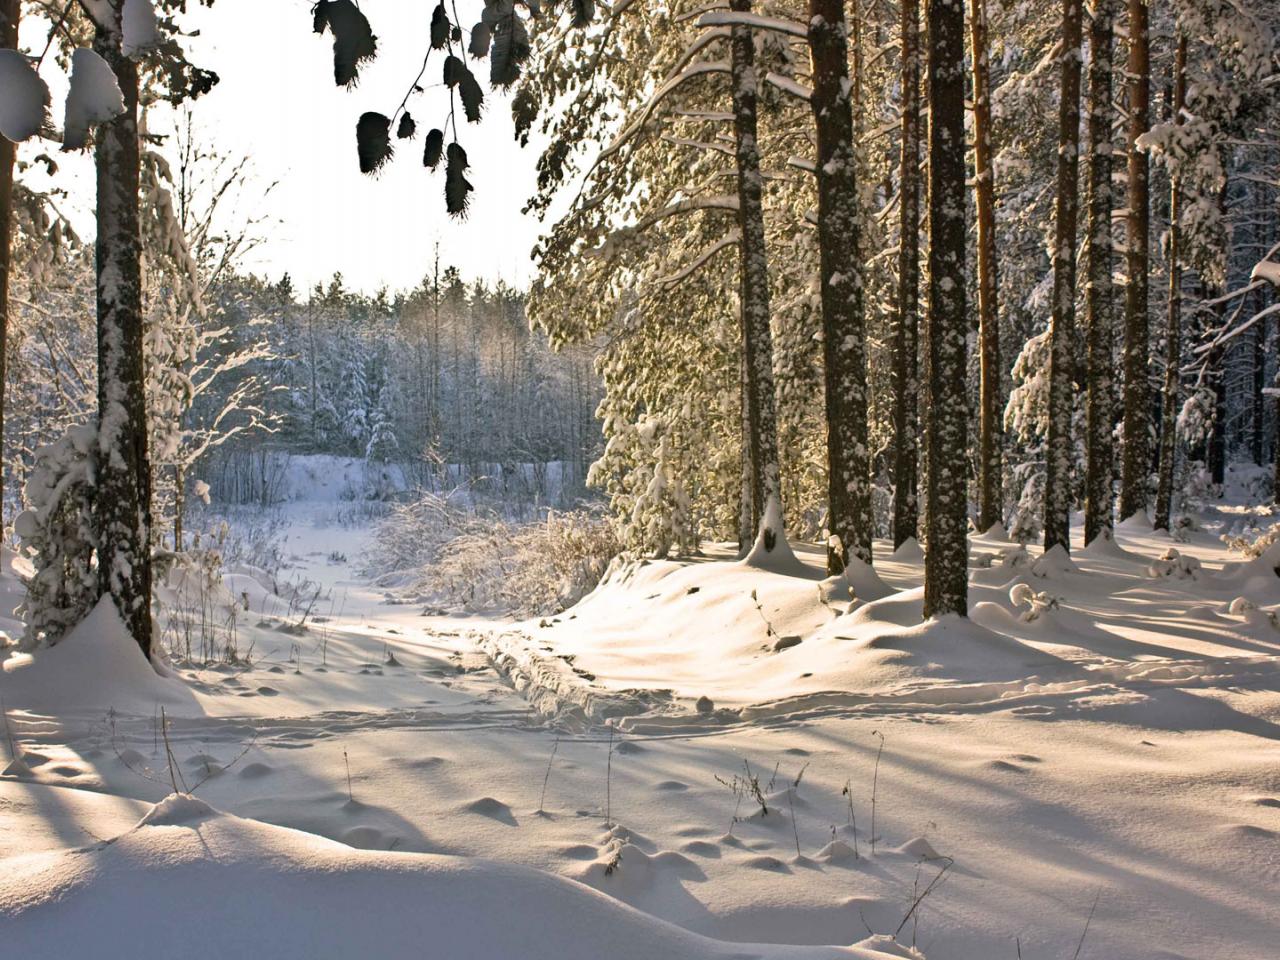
[2,482,1278,959]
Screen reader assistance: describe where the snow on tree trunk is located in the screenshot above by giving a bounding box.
[93,2,153,658]
[1043,0,1083,555]
[1153,33,1186,532]
[1119,0,1151,522]
[1083,0,1116,545]
[969,0,1002,535]
[0,0,17,530]
[808,0,871,573]
[729,0,784,553]
[891,0,921,550]
[923,0,968,619]
[738,349,755,553]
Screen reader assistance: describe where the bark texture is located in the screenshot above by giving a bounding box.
[0,0,18,531]
[969,0,1002,534]
[94,2,154,656]
[729,0,784,548]
[1083,0,1115,545]
[923,0,968,617]
[809,0,871,572]
[1043,0,1083,553]
[1153,34,1186,532]
[892,0,921,549]
[1119,0,1151,520]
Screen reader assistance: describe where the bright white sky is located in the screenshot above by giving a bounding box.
[19,0,552,295]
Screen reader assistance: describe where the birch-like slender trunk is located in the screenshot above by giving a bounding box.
[1043,0,1083,553]
[969,0,1002,534]
[892,0,921,549]
[923,0,968,617]
[1119,0,1151,521]
[94,1,154,656]
[809,0,871,572]
[1153,34,1185,531]
[729,0,784,550]
[1083,0,1116,545]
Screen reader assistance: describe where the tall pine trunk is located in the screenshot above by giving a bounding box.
[0,0,18,532]
[1083,0,1115,545]
[1119,0,1151,520]
[809,0,871,572]
[923,0,968,618]
[729,0,784,550]
[1043,0,1083,553]
[969,0,1002,534]
[1153,33,1185,531]
[94,3,153,656]
[892,0,921,549]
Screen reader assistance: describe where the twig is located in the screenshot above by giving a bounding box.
[893,856,954,938]
[344,748,354,803]
[1072,889,1102,960]
[605,727,614,825]
[788,787,802,857]
[871,730,885,854]
[538,738,560,812]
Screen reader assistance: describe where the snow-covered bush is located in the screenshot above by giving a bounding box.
[1223,519,1280,560]
[15,425,98,649]
[425,509,620,617]
[365,494,619,616]
[1148,547,1202,581]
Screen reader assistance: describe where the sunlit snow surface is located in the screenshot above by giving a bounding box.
[1,459,1278,959]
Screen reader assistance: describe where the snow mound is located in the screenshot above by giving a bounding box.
[0,597,197,715]
[740,497,807,576]
[0,795,908,960]
[63,48,125,151]
[836,593,1064,684]
[844,556,894,602]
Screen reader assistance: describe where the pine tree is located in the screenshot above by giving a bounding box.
[1153,33,1186,532]
[1083,0,1115,545]
[729,0,785,552]
[0,0,17,531]
[923,0,968,618]
[1043,0,1083,554]
[1119,0,1151,521]
[969,0,1002,534]
[808,0,871,572]
[891,0,921,549]
[93,1,154,656]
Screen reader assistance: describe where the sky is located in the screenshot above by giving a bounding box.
[19,0,552,295]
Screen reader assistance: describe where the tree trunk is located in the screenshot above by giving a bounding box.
[1119,0,1151,520]
[923,0,968,618]
[1043,0,1083,553]
[1083,0,1115,545]
[738,349,755,552]
[969,0,1002,534]
[1153,33,1185,531]
[94,2,153,657]
[0,0,18,533]
[808,0,871,572]
[729,0,784,550]
[892,0,921,549]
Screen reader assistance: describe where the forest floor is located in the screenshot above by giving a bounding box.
[1,469,1278,959]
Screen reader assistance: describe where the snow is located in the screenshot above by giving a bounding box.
[122,0,160,58]
[62,47,126,151]
[2,488,1279,958]
[0,790,909,960]
[1252,259,1280,287]
[0,49,51,143]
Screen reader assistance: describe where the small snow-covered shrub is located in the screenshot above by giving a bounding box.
[15,425,98,649]
[1223,520,1280,560]
[1148,547,1201,580]
[1009,582,1060,622]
